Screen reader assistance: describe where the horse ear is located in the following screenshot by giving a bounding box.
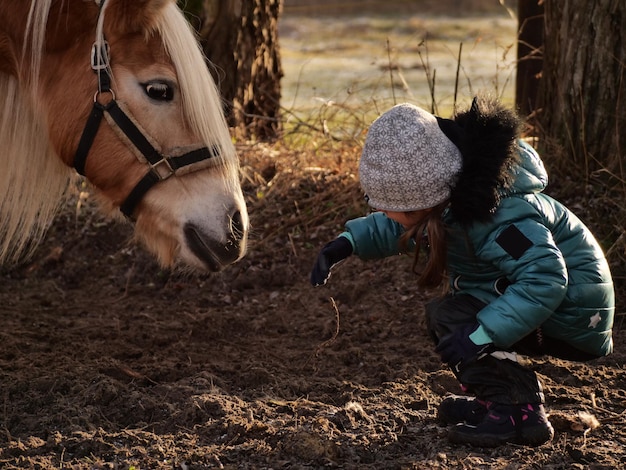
[104,0,174,35]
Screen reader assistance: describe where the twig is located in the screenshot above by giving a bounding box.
[314,297,341,357]
[287,232,297,257]
[417,40,437,114]
[386,38,396,105]
[454,43,463,114]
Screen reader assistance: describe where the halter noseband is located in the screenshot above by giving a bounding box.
[73,2,220,218]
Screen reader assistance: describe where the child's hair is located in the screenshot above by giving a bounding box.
[399,201,449,289]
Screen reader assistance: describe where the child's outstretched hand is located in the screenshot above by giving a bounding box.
[310,237,353,286]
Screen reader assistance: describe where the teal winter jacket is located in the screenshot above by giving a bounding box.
[341,140,614,357]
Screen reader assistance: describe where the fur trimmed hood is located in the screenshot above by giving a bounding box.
[440,95,523,226]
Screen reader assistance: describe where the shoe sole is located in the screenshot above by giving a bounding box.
[448,423,554,447]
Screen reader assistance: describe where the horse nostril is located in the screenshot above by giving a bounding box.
[229,210,245,241]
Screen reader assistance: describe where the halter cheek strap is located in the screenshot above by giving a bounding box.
[74,96,220,217]
[73,5,220,218]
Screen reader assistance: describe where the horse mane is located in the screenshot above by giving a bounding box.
[154,3,240,187]
[0,0,239,266]
[0,0,74,266]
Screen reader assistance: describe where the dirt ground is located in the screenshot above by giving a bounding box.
[1,143,625,469]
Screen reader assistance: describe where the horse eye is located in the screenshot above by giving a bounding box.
[144,81,174,101]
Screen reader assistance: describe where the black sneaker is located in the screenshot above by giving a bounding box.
[448,403,554,447]
[437,395,491,426]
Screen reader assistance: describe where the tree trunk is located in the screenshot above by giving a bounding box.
[198,0,283,141]
[515,0,543,122]
[199,1,240,115]
[537,0,626,181]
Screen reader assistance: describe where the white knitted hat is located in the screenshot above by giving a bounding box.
[359,103,463,212]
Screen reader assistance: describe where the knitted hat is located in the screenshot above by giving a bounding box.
[359,103,463,212]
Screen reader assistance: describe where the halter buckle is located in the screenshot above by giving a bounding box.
[91,41,110,72]
[150,157,175,181]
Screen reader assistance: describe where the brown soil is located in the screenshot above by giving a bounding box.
[1,143,625,469]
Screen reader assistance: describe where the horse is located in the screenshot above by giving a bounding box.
[0,0,248,272]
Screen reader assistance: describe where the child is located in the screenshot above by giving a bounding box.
[310,95,614,447]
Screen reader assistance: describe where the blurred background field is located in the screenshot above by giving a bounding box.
[279,0,517,123]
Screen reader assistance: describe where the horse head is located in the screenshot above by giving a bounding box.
[0,0,248,272]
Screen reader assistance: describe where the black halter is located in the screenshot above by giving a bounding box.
[73,2,220,218]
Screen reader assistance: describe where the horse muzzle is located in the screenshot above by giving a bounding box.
[183,209,247,272]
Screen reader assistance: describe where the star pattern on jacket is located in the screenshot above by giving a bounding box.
[588,312,602,329]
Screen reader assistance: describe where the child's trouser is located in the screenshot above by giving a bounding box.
[426,294,546,405]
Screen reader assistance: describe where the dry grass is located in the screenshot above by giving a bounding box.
[238,139,365,250]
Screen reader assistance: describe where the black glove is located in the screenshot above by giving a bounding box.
[310,237,353,286]
[435,323,494,373]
